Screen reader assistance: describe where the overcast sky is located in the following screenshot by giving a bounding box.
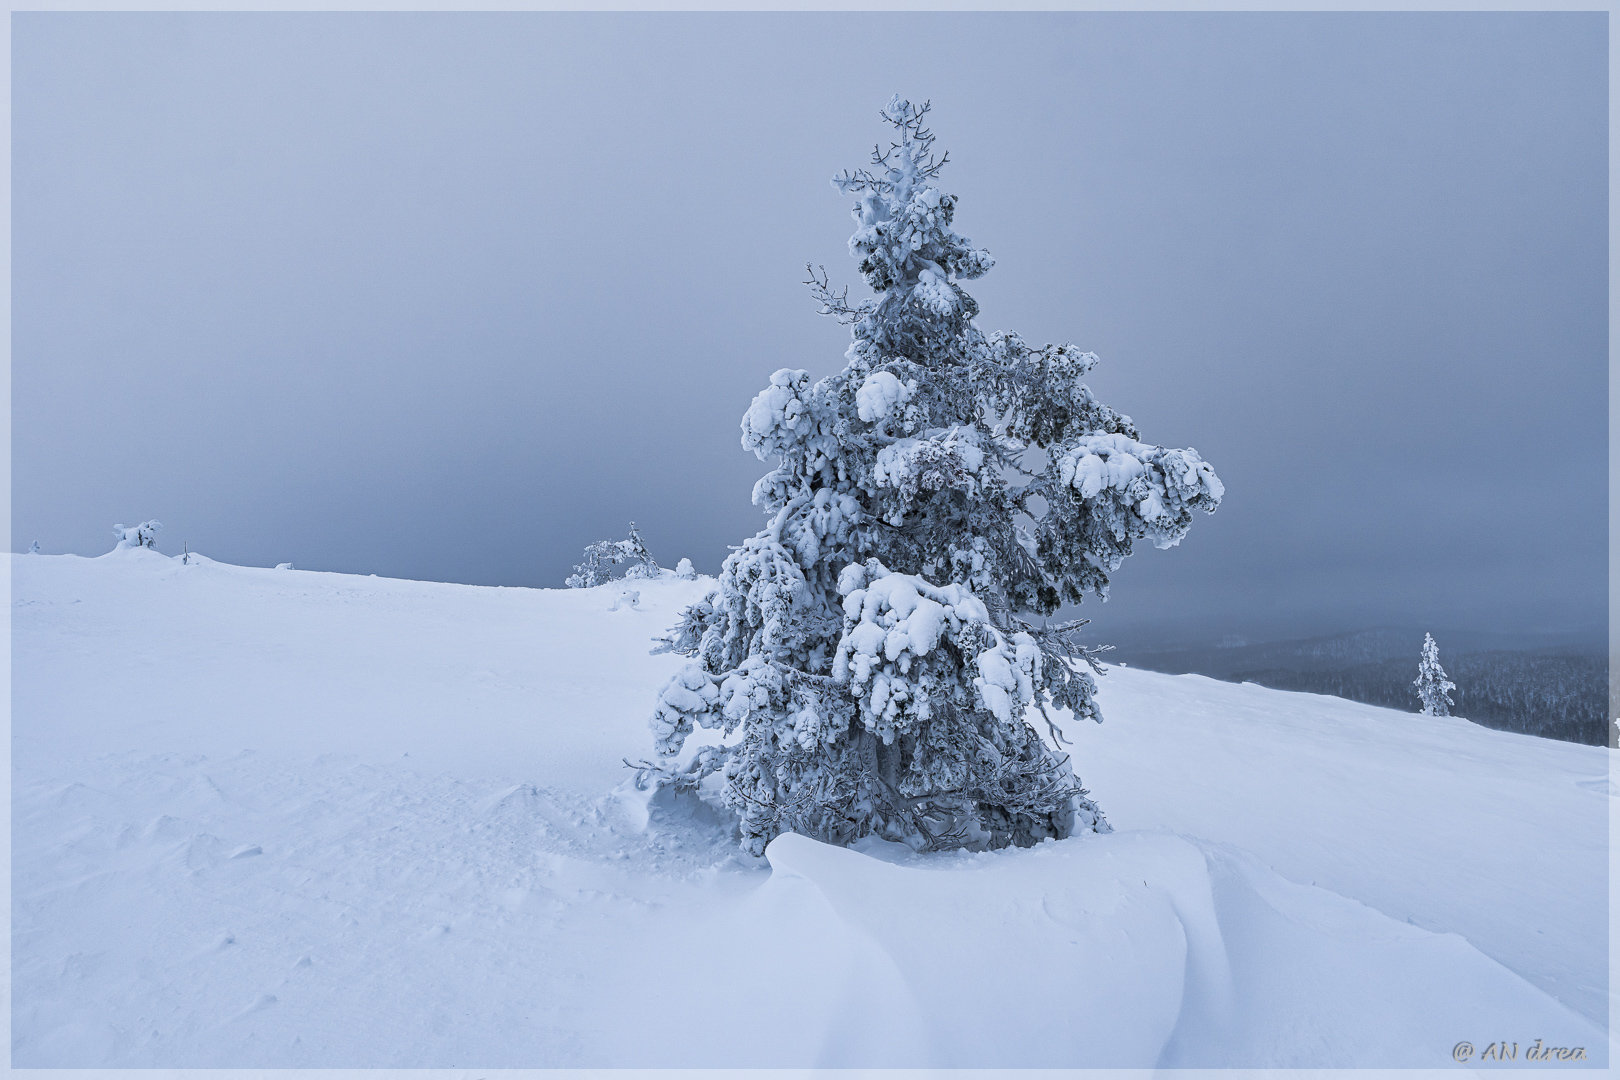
[12,12,1607,647]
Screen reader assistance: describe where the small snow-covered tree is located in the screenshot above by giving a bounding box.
[566,522,660,588]
[113,520,162,550]
[1413,632,1455,717]
[643,97,1222,855]
[674,557,698,580]
[619,523,662,581]
[27,541,40,555]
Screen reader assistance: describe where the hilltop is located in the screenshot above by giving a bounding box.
[10,552,1610,1067]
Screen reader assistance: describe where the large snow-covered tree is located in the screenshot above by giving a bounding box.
[644,97,1223,854]
[1413,632,1456,717]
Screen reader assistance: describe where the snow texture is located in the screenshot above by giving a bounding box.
[855,369,911,423]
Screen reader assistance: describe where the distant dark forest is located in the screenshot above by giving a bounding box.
[1115,629,1610,746]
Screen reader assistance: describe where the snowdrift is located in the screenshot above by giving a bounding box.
[10,552,1610,1067]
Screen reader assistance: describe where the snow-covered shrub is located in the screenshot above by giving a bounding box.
[674,558,698,580]
[565,522,660,588]
[1413,632,1456,717]
[112,520,162,551]
[27,541,40,555]
[643,97,1222,855]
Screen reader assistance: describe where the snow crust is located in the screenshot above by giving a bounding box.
[10,554,1610,1067]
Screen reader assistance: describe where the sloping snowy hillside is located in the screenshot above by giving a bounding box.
[10,552,1611,1067]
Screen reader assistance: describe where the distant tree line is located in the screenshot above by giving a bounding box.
[1226,651,1607,745]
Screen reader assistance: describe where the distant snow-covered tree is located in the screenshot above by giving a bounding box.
[27,541,40,555]
[566,522,661,588]
[674,557,698,580]
[113,520,162,551]
[640,97,1223,855]
[619,523,662,581]
[565,544,617,589]
[1413,632,1456,717]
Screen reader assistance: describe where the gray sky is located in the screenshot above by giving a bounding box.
[13,12,1607,647]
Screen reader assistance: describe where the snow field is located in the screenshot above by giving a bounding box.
[10,552,1610,1066]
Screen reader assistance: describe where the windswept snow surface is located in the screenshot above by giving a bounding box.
[11,552,1610,1067]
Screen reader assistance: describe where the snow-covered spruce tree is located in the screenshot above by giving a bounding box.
[1413,632,1456,717]
[565,522,660,588]
[645,97,1223,855]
